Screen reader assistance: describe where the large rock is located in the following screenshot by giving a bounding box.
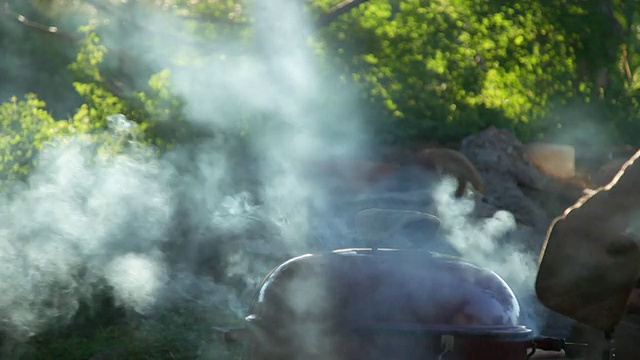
[458,127,582,339]
[459,127,551,236]
[540,148,640,359]
[592,158,628,187]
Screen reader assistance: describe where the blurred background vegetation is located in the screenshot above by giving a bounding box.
[2,0,640,357]
[3,0,640,182]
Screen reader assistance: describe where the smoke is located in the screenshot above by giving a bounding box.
[1,0,581,357]
[543,104,620,147]
[0,0,372,347]
[0,116,171,335]
[432,178,545,333]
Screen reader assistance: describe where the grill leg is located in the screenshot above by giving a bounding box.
[601,331,614,360]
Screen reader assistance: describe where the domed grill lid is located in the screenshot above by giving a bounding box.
[248,248,532,339]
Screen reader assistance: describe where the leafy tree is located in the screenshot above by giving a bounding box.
[0,94,69,186]
[312,0,583,143]
[67,21,187,146]
[0,0,82,118]
[0,14,189,188]
[7,0,640,165]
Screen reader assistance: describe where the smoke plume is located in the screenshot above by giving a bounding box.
[0,0,370,345]
[432,177,547,334]
[0,0,574,357]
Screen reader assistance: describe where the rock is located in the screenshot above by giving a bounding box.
[592,158,627,187]
[538,148,640,331]
[460,127,545,188]
[525,142,576,179]
[540,149,640,359]
[459,127,551,236]
[456,128,586,341]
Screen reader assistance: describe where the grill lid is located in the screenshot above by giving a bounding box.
[247,248,531,338]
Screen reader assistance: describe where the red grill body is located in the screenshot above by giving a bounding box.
[241,248,538,360]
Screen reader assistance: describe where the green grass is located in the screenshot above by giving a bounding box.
[13,304,246,360]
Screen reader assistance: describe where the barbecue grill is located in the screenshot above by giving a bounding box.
[241,248,547,360]
[213,209,571,360]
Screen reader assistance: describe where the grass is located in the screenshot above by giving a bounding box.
[12,303,246,360]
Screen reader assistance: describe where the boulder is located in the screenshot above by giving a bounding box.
[459,127,550,237]
[592,158,628,187]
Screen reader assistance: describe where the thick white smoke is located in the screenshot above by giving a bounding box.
[0,0,565,358]
[432,179,533,280]
[0,116,172,335]
[432,178,544,333]
[0,0,370,345]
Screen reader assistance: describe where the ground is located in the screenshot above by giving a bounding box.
[20,305,245,360]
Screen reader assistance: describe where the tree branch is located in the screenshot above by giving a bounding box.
[0,3,80,42]
[0,0,371,68]
[2,0,371,46]
[317,0,372,26]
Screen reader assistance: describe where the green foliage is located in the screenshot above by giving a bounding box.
[67,22,187,147]
[0,94,69,185]
[0,14,189,187]
[10,0,640,358]
[22,304,244,360]
[313,0,583,143]
[10,0,640,146]
[69,22,107,83]
[170,0,250,37]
